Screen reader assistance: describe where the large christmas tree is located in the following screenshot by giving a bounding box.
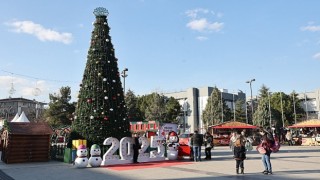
[72,7,131,145]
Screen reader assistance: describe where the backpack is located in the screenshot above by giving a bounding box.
[270,137,280,153]
[245,141,253,151]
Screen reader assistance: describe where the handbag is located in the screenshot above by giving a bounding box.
[256,144,266,154]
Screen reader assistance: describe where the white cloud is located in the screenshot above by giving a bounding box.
[312,52,320,60]
[7,20,73,44]
[187,18,224,32]
[196,36,208,41]
[185,8,209,19]
[300,24,320,32]
[185,8,224,33]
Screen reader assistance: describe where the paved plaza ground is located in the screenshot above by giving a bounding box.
[0,145,319,180]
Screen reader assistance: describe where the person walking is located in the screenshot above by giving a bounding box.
[233,136,246,174]
[286,130,293,146]
[204,132,213,160]
[259,127,274,175]
[190,130,203,162]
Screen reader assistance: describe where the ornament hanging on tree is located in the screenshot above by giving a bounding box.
[87,98,93,103]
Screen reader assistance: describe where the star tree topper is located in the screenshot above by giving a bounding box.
[93,7,109,17]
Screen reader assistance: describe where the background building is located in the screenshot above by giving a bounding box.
[164,87,246,134]
[298,89,320,120]
[0,98,46,127]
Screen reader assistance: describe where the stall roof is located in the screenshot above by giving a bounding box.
[288,119,320,128]
[7,122,53,135]
[209,121,258,129]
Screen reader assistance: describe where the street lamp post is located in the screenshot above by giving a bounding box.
[304,92,309,120]
[221,91,224,122]
[280,92,285,127]
[183,99,188,133]
[121,68,128,95]
[233,92,236,121]
[246,79,255,124]
[268,92,272,128]
[293,94,297,124]
[245,98,248,124]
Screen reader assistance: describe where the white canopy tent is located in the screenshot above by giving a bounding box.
[11,113,20,122]
[13,111,30,123]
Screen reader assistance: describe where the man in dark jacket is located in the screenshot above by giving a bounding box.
[190,130,203,162]
[133,133,140,163]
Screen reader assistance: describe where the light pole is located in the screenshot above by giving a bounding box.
[268,92,272,128]
[183,99,188,133]
[280,92,285,127]
[293,93,297,124]
[233,92,236,121]
[221,91,224,122]
[304,91,309,120]
[245,96,248,124]
[121,68,128,95]
[246,79,255,124]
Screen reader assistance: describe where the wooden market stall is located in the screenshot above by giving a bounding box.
[1,122,54,164]
[288,119,320,146]
[209,121,258,146]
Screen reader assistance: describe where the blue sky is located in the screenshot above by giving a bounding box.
[0,0,320,103]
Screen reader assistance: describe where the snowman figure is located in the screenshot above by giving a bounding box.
[88,144,102,167]
[167,131,180,160]
[74,144,89,168]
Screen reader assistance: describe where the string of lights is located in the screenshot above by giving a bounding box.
[0,68,80,84]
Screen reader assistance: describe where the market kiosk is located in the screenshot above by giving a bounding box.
[208,121,258,146]
[288,119,320,146]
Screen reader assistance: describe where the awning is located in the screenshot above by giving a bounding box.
[213,125,258,129]
[209,121,258,129]
[288,119,320,128]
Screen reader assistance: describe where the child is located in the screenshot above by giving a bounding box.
[233,137,246,174]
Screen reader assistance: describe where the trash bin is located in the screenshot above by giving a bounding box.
[63,148,72,163]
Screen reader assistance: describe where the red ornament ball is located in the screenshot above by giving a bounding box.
[87,98,92,103]
[104,116,109,120]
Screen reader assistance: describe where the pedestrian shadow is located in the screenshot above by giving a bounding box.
[210,154,319,161]
[276,149,320,154]
[164,168,319,180]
